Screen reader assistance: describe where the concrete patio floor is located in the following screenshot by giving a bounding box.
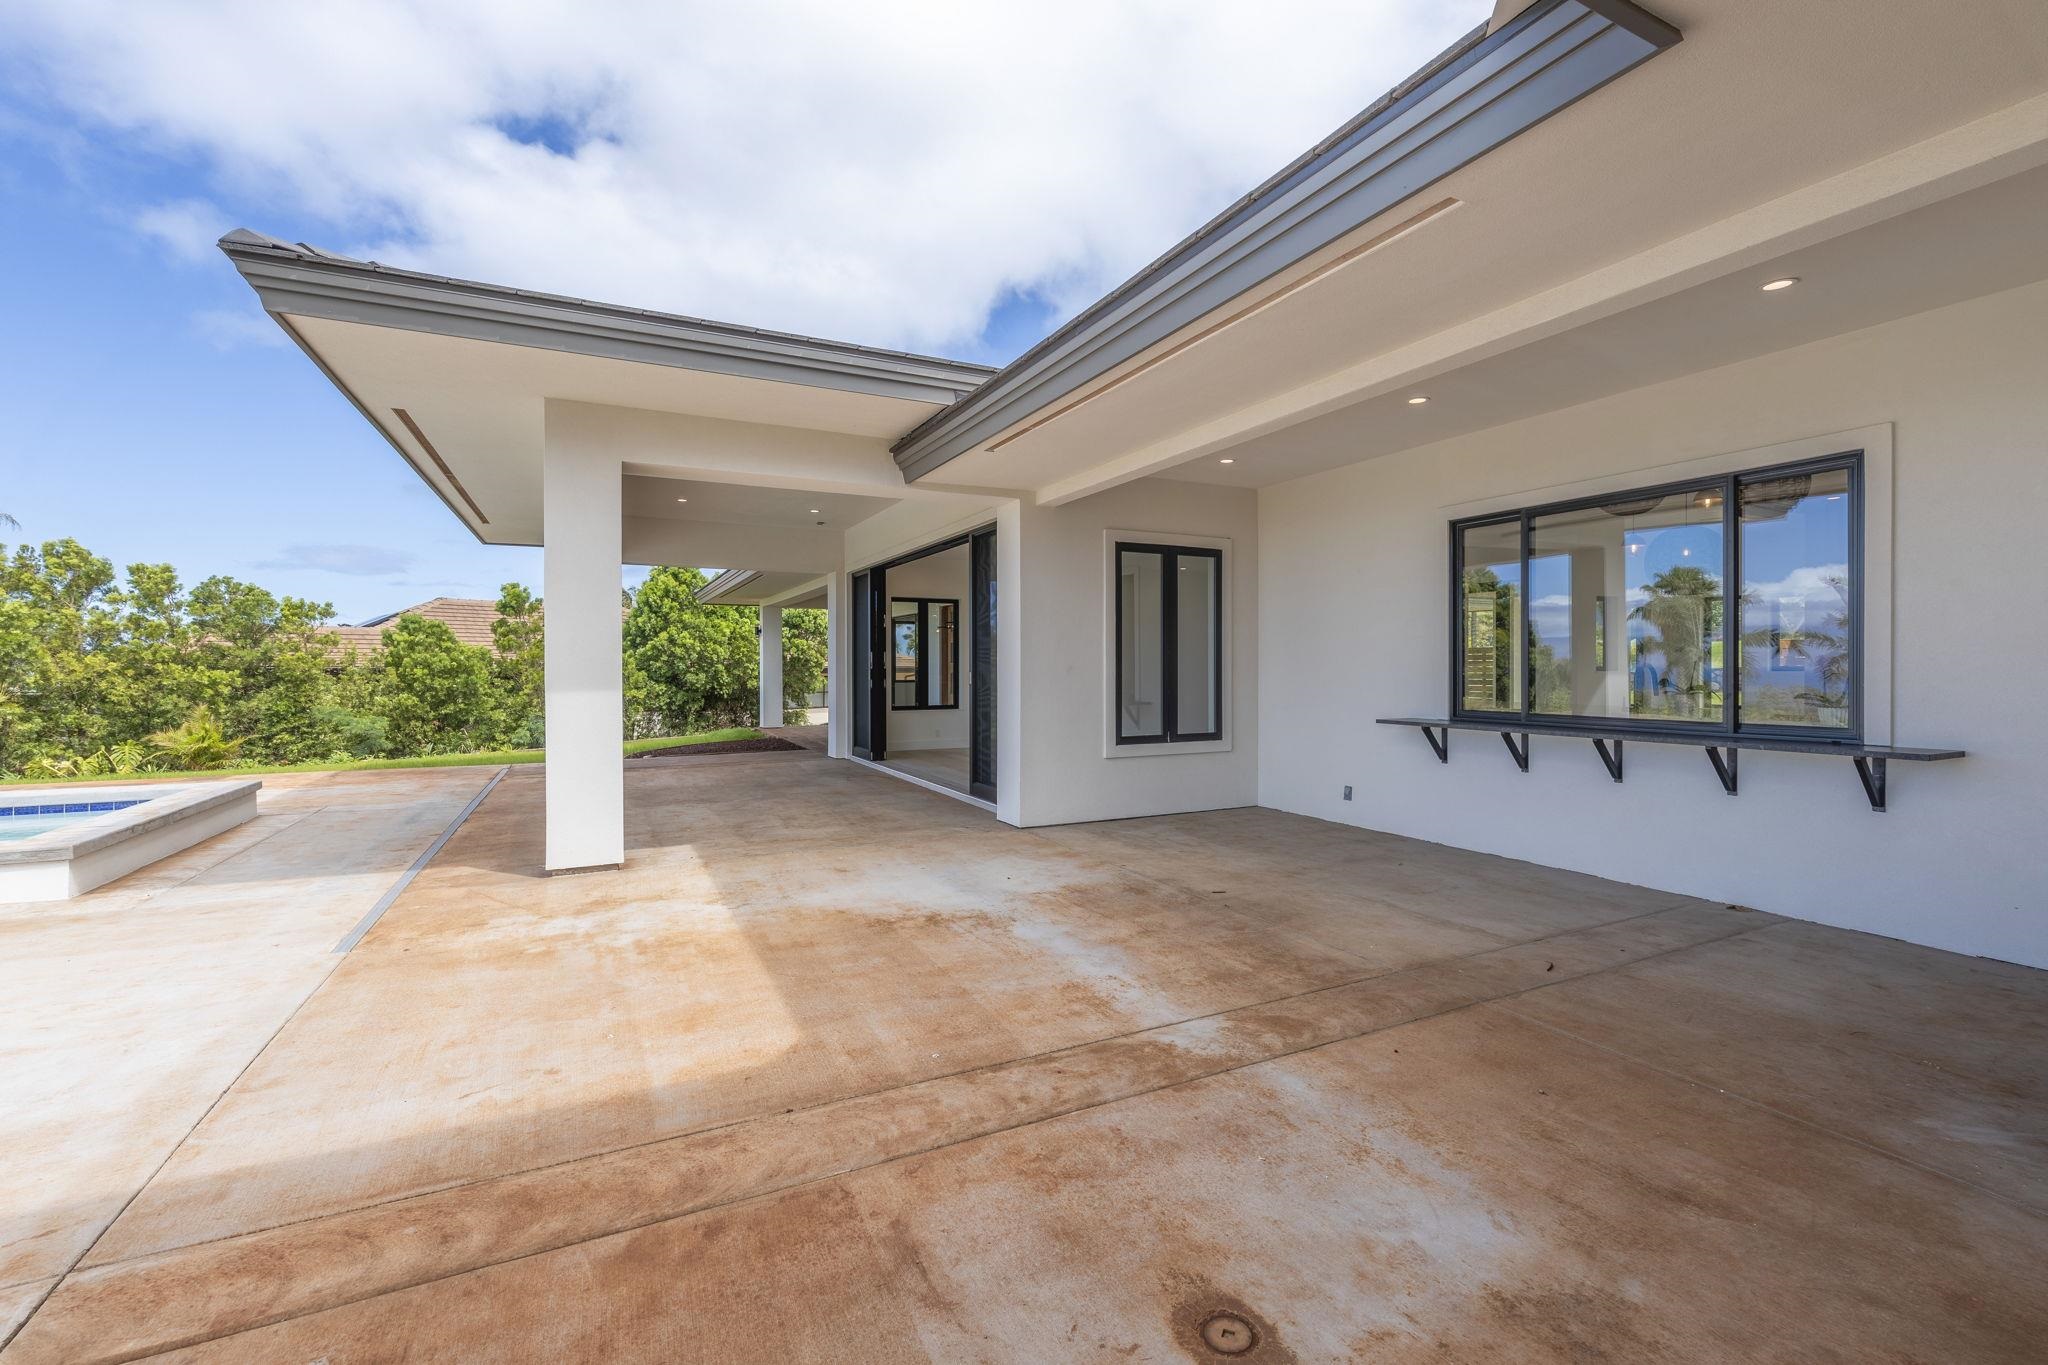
[3,750,2044,1361]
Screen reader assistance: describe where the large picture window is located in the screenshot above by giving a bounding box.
[1452,453,1860,738]
[890,597,958,709]
[1116,542,1222,745]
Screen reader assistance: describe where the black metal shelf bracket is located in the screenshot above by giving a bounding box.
[1376,719,1958,812]
[1420,724,1448,763]
[1705,745,1738,796]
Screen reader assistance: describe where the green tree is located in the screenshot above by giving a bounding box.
[623,567,760,734]
[1631,564,1723,718]
[186,575,348,763]
[781,606,827,723]
[1,541,148,766]
[374,614,493,754]
[489,581,546,747]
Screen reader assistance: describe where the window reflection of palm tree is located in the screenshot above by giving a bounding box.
[1631,564,1721,718]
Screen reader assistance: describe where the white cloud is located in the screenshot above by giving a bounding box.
[2,0,1484,355]
[132,196,227,263]
[1744,563,1849,605]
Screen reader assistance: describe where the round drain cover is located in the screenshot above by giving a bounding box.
[1200,1311,1257,1355]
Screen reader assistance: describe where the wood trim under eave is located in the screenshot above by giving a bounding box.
[392,408,491,526]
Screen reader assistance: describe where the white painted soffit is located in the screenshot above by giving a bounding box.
[1041,88,2048,503]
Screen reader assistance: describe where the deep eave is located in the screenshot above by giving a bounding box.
[888,0,1680,481]
[219,231,995,407]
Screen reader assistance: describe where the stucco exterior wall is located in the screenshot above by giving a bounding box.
[1256,279,2048,967]
[1016,478,1260,827]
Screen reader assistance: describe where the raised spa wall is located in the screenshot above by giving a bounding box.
[0,780,262,901]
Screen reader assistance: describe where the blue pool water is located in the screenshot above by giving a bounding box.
[0,799,145,841]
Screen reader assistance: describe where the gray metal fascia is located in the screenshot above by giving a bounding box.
[222,246,992,408]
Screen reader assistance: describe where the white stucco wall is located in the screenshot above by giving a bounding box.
[1256,280,2048,967]
[1017,478,1260,826]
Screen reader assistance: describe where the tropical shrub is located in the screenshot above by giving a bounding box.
[149,706,246,771]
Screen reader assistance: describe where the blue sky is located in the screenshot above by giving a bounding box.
[0,1,1480,623]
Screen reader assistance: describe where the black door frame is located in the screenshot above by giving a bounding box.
[850,524,997,800]
[969,526,997,803]
[849,568,880,760]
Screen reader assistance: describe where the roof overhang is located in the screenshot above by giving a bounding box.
[889,0,1680,481]
[898,0,2048,506]
[222,232,992,406]
[222,237,993,546]
[696,569,829,608]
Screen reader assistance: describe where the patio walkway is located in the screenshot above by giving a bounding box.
[4,751,2045,1361]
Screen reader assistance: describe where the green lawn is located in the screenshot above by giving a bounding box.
[0,728,763,787]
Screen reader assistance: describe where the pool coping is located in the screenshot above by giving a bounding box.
[0,780,265,865]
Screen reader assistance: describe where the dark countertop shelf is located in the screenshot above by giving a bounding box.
[1376,717,1963,761]
[1375,718,1962,812]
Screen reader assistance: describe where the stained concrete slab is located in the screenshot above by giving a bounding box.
[103,1009,2048,1363]
[12,906,1768,1360]
[0,768,496,1292]
[1499,916,2048,1207]
[81,768,1432,1265]
[0,1285,51,1352]
[6,753,2045,1361]
[834,1008,2048,1362]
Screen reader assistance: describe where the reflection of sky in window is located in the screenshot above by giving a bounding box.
[1521,493,1850,690]
[1527,520,1723,664]
[1741,488,1851,694]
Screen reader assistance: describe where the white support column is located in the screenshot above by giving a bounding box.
[542,409,624,872]
[758,605,783,729]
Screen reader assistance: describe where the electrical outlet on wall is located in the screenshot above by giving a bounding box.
[1342,785,1353,801]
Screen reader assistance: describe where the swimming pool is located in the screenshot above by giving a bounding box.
[0,781,261,900]
[0,799,147,841]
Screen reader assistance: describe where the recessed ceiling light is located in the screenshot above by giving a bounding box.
[1218,458,1234,464]
[1407,395,1430,405]
[675,497,688,502]
[809,508,821,514]
[1760,276,1799,291]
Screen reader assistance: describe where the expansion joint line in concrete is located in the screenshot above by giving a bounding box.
[333,766,507,954]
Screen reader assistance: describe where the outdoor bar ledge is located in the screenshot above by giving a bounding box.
[1376,718,1962,813]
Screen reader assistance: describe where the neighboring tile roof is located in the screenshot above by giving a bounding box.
[360,597,506,648]
[319,597,510,656]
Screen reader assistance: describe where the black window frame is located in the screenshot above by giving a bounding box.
[888,596,960,711]
[1114,541,1225,746]
[1449,450,1864,743]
